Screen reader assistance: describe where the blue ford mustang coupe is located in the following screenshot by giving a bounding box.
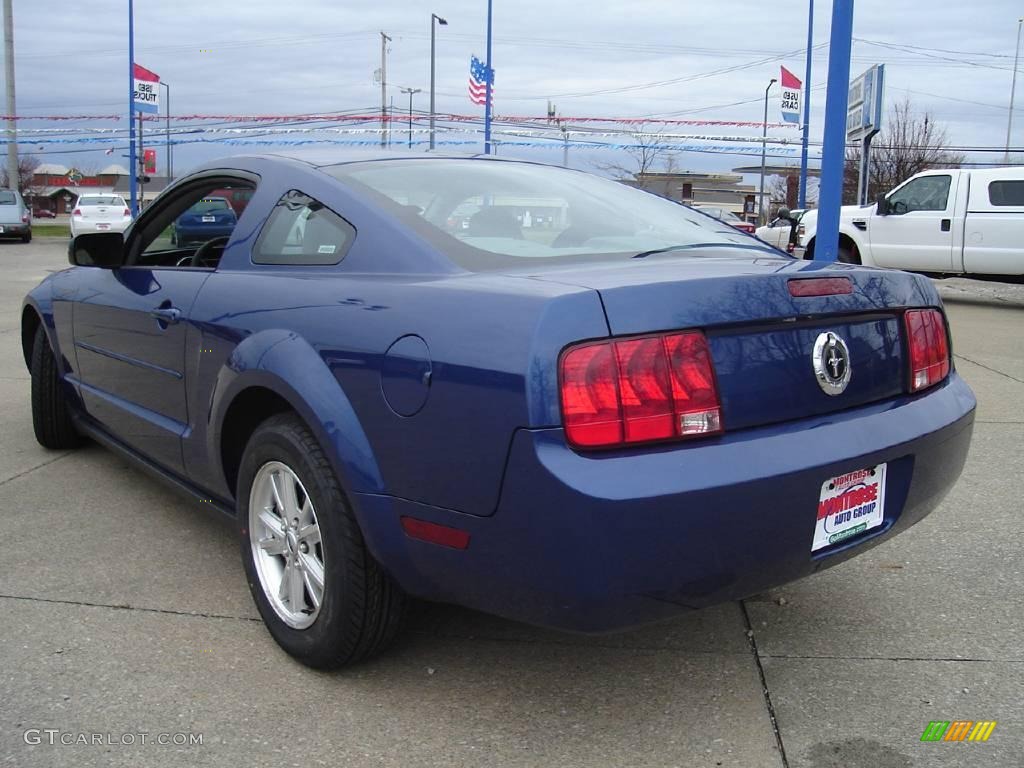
[23,152,976,668]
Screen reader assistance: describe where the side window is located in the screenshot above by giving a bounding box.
[888,175,952,214]
[988,180,1024,206]
[254,190,355,265]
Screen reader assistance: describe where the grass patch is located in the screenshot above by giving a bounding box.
[32,224,70,238]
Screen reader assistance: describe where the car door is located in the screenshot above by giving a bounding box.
[72,173,257,473]
[868,173,958,272]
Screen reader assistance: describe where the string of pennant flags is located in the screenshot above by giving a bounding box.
[0,113,798,129]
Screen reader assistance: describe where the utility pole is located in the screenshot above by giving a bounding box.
[380,31,391,148]
[1003,17,1019,163]
[2,0,17,192]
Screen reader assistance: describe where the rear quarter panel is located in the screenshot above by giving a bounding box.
[187,160,609,515]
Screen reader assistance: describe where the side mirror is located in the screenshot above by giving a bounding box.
[875,194,890,216]
[68,232,126,268]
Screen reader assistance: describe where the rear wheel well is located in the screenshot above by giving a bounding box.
[803,235,860,262]
[21,308,42,370]
[220,387,295,498]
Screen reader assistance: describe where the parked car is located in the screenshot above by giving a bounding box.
[25,153,976,669]
[70,194,132,237]
[0,188,32,242]
[32,208,57,219]
[756,208,805,251]
[170,196,238,246]
[690,204,757,235]
[799,167,1024,277]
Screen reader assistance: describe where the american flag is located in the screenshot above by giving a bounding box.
[468,56,494,106]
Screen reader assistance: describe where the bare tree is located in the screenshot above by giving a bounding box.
[844,96,964,204]
[594,131,680,194]
[0,154,41,196]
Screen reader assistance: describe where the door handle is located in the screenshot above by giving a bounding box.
[940,219,951,232]
[150,306,182,325]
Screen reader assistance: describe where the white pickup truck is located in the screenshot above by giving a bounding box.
[799,167,1024,278]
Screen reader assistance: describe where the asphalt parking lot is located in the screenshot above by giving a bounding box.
[1,239,1021,768]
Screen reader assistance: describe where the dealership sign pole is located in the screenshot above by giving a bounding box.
[128,0,136,216]
[798,0,814,208]
[847,64,884,205]
[813,0,855,262]
[132,63,160,212]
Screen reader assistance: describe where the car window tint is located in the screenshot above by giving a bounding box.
[889,175,951,213]
[0,191,17,204]
[188,199,232,214]
[325,159,756,271]
[253,190,355,266]
[988,180,1024,206]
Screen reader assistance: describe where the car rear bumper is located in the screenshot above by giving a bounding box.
[0,222,30,236]
[71,219,130,235]
[355,373,976,632]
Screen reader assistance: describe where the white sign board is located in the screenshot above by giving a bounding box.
[847,64,885,141]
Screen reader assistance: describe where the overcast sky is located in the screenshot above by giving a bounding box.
[5,0,1022,177]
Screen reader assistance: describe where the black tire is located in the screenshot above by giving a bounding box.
[237,413,405,669]
[22,232,31,243]
[838,244,861,264]
[30,326,82,450]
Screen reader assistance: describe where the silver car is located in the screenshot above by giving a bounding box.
[0,188,31,242]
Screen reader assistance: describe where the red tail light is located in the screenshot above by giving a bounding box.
[123,208,131,217]
[904,309,950,393]
[72,208,82,217]
[21,213,29,223]
[788,277,853,297]
[560,330,723,449]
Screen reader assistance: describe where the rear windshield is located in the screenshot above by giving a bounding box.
[189,199,231,214]
[78,196,125,206]
[0,191,16,204]
[324,159,766,271]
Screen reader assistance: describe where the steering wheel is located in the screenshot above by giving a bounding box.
[189,236,230,268]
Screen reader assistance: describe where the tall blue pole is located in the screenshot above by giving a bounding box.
[798,0,814,208]
[128,0,137,215]
[483,0,493,154]
[814,0,854,262]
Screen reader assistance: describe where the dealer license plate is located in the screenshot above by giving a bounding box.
[202,215,216,222]
[96,223,110,230]
[812,464,886,552]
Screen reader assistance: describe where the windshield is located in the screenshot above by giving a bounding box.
[324,159,770,271]
[188,199,231,214]
[0,191,16,205]
[78,196,125,206]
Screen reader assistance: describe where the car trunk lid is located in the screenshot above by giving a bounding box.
[520,252,937,432]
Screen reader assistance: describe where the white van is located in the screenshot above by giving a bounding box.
[799,167,1024,278]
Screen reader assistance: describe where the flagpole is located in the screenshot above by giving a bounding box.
[128,0,137,215]
[798,0,814,208]
[483,0,493,154]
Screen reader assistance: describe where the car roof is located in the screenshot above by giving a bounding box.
[217,148,532,170]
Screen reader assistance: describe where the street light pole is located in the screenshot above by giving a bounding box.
[159,81,171,182]
[400,87,421,149]
[759,78,777,225]
[380,31,391,148]
[1005,17,1024,164]
[798,0,814,207]
[430,13,448,151]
